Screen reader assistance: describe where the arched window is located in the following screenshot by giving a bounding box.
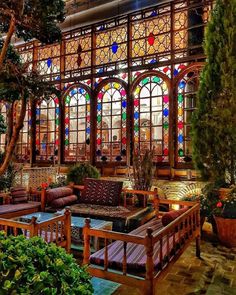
[96,81,127,163]
[35,96,59,162]
[64,86,90,162]
[0,103,7,153]
[133,74,169,163]
[15,102,31,162]
[176,67,202,163]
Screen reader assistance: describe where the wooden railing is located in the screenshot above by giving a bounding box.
[83,199,200,295]
[0,209,71,252]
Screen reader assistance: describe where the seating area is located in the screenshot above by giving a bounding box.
[0,0,235,294]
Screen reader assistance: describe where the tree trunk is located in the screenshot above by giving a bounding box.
[0,96,26,176]
[0,16,16,71]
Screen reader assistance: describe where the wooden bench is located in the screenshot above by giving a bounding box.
[82,198,200,295]
[0,208,71,252]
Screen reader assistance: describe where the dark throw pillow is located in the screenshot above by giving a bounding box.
[162,207,189,226]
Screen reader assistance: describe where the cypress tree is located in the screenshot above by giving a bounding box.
[191,0,236,185]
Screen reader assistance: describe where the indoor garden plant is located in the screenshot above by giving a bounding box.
[213,192,236,247]
[191,0,236,241]
[0,233,93,294]
[67,163,100,185]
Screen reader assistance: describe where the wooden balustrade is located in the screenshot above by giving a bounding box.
[0,208,71,252]
[83,199,200,295]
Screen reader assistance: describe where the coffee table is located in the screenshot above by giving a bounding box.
[18,212,113,251]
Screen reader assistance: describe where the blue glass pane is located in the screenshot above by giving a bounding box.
[97,104,102,111]
[111,42,118,54]
[122,101,127,108]
[70,89,77,95]
[55,108,60,114]
[79,88,85,94]
[36,109,40,115]
[174,69,179,76]
[163,109,169,117]
[94,82,99,88]
[150,10,157,17]
[134,112,139,119]
[86,127,90,134]
[65,128,69,135]
[150,59,156,64]
[42,143,46,150]
[28,119,32,126]
[47,58,52,68]
[179,81,186,89]
[178,135,184,143]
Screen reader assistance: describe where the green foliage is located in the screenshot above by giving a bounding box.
[0,114,6,135]
[0,0,65,44]
[67,163,100,185]
[0,153,18,191]
[0,233,93,294]
[133,149,154,191]
[191,0,236,185]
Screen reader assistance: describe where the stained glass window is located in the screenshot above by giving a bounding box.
[96,82,127,163]
[176,68,201,162]
[35,96,59,162]
[133,74,169,162]
[64,85,90,162]
[0,103,7,153]
[15,102,31,162]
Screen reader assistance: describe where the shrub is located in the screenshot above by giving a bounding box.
[0,233,93,295]
[67,163,100,185]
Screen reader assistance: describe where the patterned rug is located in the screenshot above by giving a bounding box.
[91,277,120,295]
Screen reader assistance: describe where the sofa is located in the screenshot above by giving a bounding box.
[0,187,41,218]
[83,199,201,295]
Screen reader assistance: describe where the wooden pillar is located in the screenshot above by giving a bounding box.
[153,188,160,216]
[29,216,38,238]
[145,227,154,295]
[83,218,91,265]
[64,208,71,253]
[41,188,46,212]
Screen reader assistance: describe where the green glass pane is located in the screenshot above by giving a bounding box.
[178,94,183,103]
[55,119,59,125]
[97,115,101,123]
[178,149,184,156]
[85,93,90,101]
[153,76,160,83]
[134,125,139,132]
[65,96,70,104]
[141,78,149,85]
[122,113,127,120]
[65,139,69,146]
[163,122,169,130]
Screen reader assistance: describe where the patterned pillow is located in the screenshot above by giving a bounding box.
[80,178,123,206]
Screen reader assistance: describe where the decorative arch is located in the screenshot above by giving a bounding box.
[131,71,171,163]
[0,102,8,153]
[14,101,31,162]
[95,78,128,163]
[63,83,91,162]
[173,63,204,164]
[35,95,60,162]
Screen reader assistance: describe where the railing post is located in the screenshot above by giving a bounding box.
[145,227,154,295]
[30,216,38,238]
[196,203,201,258]
[83,218,91,265]
[153,188,159,217]
[41,188,46,211]
[64,208,71,253]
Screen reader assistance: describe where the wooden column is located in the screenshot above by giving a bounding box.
[145,227,154,295]
[83,218,91,265]
[64,208,71,253]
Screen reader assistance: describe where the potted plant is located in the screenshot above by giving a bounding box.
[213,192,236,247]
[191,1,236,193]
[67,163,100,185]
[0,233,93,294]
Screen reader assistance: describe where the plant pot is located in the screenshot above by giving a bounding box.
[218,188,232,200]
[214,216,236,247]
[200,216,206,231]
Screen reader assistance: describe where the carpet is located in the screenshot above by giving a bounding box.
[91,277,120,295]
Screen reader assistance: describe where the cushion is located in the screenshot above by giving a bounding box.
[80,178,123,206]
[10,187,28,204]
[50,194,78,208]
[46,187,73,204]
[162,207,189,226]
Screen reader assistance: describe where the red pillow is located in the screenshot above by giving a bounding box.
[162,207,189,226]
[50,194,78,208]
